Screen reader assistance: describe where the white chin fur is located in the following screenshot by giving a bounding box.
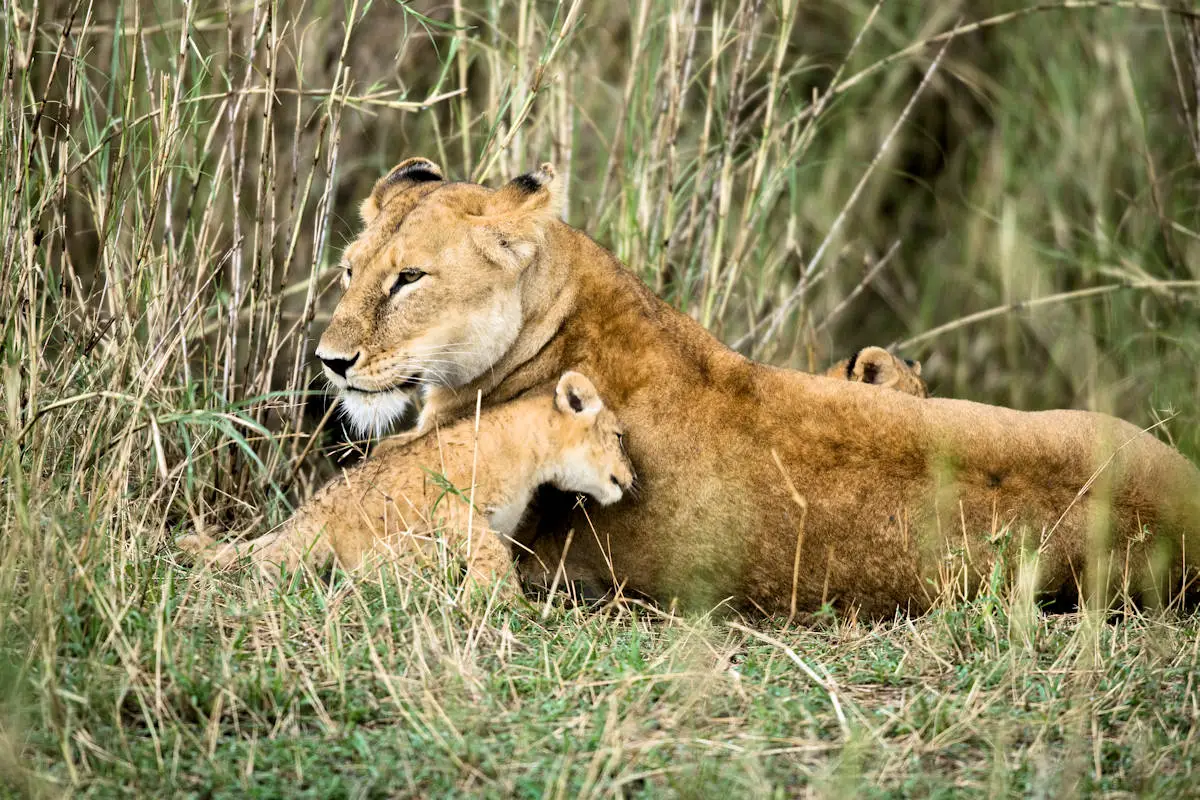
[338,390,412,438]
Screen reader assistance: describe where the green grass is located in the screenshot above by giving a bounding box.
[4,0,1200,795]
[6,565,1200,796]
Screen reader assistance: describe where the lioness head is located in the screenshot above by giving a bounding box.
[316,158,562,435]
[825,346,928,397]
[548,372,634,506]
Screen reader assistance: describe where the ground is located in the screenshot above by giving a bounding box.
[4,557,1199,797]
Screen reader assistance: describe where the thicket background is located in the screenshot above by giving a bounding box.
[3,1,1200,796]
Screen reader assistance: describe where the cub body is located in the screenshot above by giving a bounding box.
[179,372,632,593]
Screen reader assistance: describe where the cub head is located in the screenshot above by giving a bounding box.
[316,158,562,435]
[548,371,634,506]
[825,346,928,398]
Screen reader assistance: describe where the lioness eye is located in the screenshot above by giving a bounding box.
[390,268,426,297]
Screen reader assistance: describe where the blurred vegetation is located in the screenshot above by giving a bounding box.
[3,0,1200,795]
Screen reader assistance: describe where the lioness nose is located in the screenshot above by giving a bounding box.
[318,351,359,378]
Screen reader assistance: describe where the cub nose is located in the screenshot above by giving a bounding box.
[318,351,359,378]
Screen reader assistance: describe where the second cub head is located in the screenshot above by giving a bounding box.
[550,372,634,505]
[826,346,928,398]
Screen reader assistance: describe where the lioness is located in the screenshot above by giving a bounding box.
[314,157,1200,616]
[825,346,928,398]
[179,371,634,593]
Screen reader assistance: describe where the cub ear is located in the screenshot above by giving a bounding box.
[554,371,603,419]
[487,163,562,220]
[360,157,445,224]
[849,346,902,388]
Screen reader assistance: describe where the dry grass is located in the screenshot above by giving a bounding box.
[3,0,1200,795]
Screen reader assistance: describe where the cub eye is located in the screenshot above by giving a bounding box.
[616,433,626,446]
[390,268,426,297]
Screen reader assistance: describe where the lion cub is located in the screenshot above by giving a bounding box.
[825,346,928,397]
[179,372,633,594]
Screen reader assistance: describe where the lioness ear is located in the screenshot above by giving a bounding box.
[555,371,603,420]
[471,163,563,269]
[360,157,445,224]
[488,163,563,220]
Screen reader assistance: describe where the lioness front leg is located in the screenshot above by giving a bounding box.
[372,404,442,457]
[372,395,460,457]
[373,427,427,457]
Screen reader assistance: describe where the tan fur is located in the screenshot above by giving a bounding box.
[178,372,633,595]
[313,158,1200,617]
[825,346,929,398]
